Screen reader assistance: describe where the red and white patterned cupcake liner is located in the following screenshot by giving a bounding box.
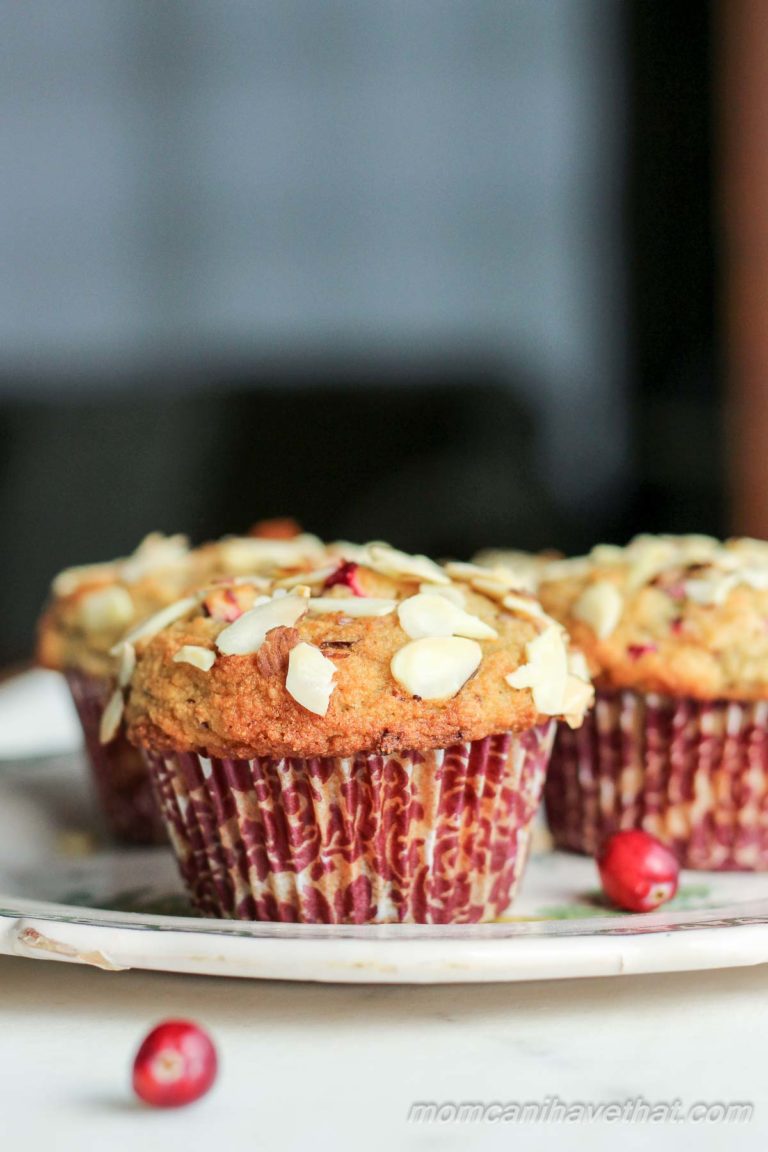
[545,688,768,870]
[141,722,555,924]
[65,670,167,846]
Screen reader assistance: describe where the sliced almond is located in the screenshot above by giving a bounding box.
[173,645,216,672]
[367,545,449,586]
[121,533,190,582]
[52,561,119,597]
[445,560,531,596]
[306,597,396,617]
[469,563,532,596]
[208,574,272,590]
[215,534,324,574]
[506,625,568,715]
[727,537,768,564]
[572,581,623,639]
[274,564,338,589]
[567,648,591,683]
[326,540,375,564]
[714,551,742,574]
[276,584,311,599]
[684,574,738,605]
[391,636,482,700]
[285,642,337,715]
[99,689,124,745]
[397,593,497,641]
[741,567,768,591]
[444,561,489,582]
[562,674,595,728]
[418,582,467,608]
[77,585,135,633]
[541,556,592,581]
[114,595,199,653]
[216,594,308,655]
[589,543,625,566]
[470,574,524,600]
[674,534,720,560]
[472,550,542,592]
[117,642,136,687]
[472,567,541,600]
[502,592,548,621]
[623,537,679,590]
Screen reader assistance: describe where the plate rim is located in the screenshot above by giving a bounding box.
[4,899,768,984]
[5,694,768,981]
[5,888,768,938]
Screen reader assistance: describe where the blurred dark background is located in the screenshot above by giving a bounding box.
[1,2,724,662]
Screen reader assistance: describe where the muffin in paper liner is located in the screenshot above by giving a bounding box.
[545,688,768,870]
[65,670,166,846]
[142,722,555,924]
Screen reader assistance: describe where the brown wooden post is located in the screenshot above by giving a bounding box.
[721,0,768,536]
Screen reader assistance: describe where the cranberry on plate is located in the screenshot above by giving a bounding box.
[132,1020,218,1108]
[597,829,680,913]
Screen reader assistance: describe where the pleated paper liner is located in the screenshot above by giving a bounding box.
[65,670,167,845]
[545,689,768,870]
[142,722,555,924]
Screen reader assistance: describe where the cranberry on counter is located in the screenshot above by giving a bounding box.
[132,1020,218,1108]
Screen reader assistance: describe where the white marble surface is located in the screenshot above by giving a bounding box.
[1,954,765,1151]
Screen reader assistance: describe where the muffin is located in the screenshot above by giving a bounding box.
[123,548,593,923]
[538,533,768,870]
[37,529,326,843]
[37,533,196,843]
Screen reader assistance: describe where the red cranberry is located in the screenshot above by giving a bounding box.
[324,561,365,596]
[202,587,243,622]
[132,1020,218,1108]
[654,574,686,601]
[597,829,679,913]
[627,643,658,661]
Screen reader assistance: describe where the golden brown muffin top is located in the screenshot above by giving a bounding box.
[538,533,768,700]
[37,531,326,678]
[123,547,594,759]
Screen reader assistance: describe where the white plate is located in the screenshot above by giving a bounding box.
[3,750,768,983]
